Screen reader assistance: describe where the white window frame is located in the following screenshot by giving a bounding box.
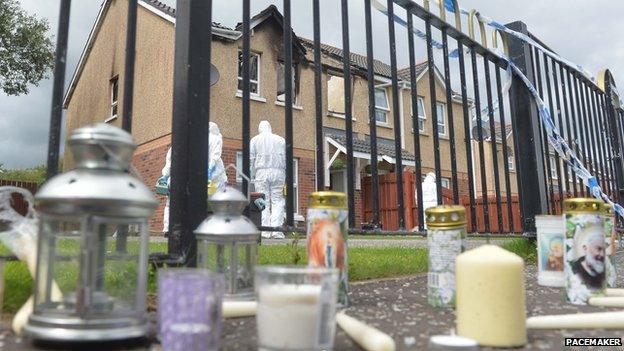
[106,76,119,123]
[549,155,558,179]
[276,61,300,106]
[416,96,426,133]
[508,154,515,171]
[374,87,390,125]
[327,74,348,119]
[293,158,299,215]
[441,177,451,189]
[236,151,243,183]
[237,50,261,96]
[436,102,447,137]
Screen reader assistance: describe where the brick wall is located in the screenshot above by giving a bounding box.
[132,135,320,234]
[133,135,171,233]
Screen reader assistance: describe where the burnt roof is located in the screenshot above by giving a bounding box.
[142,0,233,30]
[300,38,428,80]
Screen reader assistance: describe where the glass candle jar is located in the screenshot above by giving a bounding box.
[563,198,605,305]
[425,205,467,308]
[255,266,339,351]
[158,269,225,351]
[535,215,565,287]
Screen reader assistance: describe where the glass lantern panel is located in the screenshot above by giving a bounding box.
[235,242,257,295]
[34,217,148,319]
[82,219,147,319]
[197,239,257,297]
[34,218,82,314]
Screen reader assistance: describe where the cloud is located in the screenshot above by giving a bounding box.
[1,0,622,169]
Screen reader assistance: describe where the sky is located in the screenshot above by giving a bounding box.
[1,0,623,169]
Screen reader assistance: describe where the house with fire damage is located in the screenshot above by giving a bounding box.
[63,0,511,231]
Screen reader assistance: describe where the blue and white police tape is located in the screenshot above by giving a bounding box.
[373,0,624,219]
[433,0,595,82]
[371,0,510,123]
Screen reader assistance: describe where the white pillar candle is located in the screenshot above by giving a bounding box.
[336,312,395,351]
[222,301,257,318]
[527,311,624,329]
[606,288,624,297]
[456,245,527,347]
[588,296,624,307]
[257,284,326,350]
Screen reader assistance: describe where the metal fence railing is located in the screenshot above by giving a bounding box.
[43,0,624,265]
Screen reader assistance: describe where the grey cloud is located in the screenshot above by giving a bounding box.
[1,0,622,169]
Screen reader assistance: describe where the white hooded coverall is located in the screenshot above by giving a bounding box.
[419,172,438,229]
[250,121,286,238]
[161,147,172,234]
[209,122,228,191]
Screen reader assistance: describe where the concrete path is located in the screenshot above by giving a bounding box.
[260,237,512,249]
[221,265,621,350]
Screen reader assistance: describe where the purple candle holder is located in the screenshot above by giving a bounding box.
[158,269,224,351]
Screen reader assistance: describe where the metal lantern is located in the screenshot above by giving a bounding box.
[195,187,259,300]
[24,124,158,341]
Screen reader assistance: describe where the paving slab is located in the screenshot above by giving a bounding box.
[5,265,623,350]
[220,265,623,350]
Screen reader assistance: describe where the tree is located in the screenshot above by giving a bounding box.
[0,164,47,184]
[0,0,54,96]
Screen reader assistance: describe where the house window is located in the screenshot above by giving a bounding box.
[327,75,346,117]
[108,76,119,122]
[549,155,558,179]
[440,177,451,189]
[277,62,299,104]
[293,158,299,215]
[436,102,447,136]
[508,153,515,171]
[238,51,260,95]
[374,88,390,124]
[236,151,243,183]
[417,97,426,132]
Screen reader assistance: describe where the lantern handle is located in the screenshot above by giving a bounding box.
[97,141,145,183]
[225,164,252,201]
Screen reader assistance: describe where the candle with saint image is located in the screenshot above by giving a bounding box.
[255,266,338,351]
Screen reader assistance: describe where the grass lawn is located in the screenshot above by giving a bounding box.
[1,238,534,314]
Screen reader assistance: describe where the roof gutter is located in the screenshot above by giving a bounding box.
[62,0,111,108]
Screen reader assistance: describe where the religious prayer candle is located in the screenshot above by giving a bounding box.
[307,191,349,307]
[255,266,339,351]
[527,311,624,329]
[336,312,396,351]
[425,205,466,307]
[456,245,527,348]
[158,269,224,351]
[535,215,565,287]
[563,198,606,305]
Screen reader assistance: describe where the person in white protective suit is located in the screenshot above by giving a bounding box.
[250,121,286,239]
[417,172,438,229]
[161,147,172,236]
[208,122,228,191]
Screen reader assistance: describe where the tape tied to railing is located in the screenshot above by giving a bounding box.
[373,0,624,219]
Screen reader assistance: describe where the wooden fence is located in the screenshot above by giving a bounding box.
[0,180,39,216]
[362,172,527,233]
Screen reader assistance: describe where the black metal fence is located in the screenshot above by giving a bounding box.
[44,0,624,265]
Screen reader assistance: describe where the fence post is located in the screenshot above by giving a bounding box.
[603,71,624,205]
[168,0,213,266]
[505,21,547,236]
